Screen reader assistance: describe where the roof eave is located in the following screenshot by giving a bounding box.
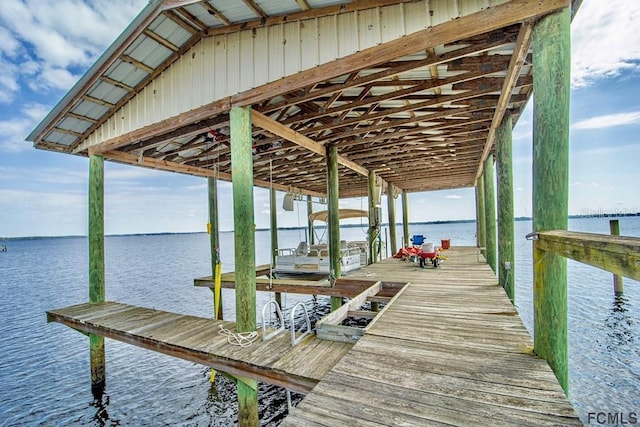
[26,0,164,145]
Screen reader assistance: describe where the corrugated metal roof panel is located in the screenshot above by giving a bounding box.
[58,117,92,134]
[307,0,350,8]
[86,81,129,105]
[45,130,77,146]
[255,0,300,16]
[148,15,192,48]
[125,36,173,69]
[71,101,110,120]
[105,60,149,88]
[183,3,221,27]
[211,0,258,22]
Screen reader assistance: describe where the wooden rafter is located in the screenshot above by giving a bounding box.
[476,21,534,180]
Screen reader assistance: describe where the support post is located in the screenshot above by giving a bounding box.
[483,154,497,273]
[387,183,398,256]
[477,174,486,258]
[496,114,515,303]
[609,220,624,295]
[307,195,315,245]
[532,7,571,395]
[368,170,380,264]
[230,106,258,425]
[208,176,223,320]
[88,155,105,395]
[402,190,410,248]
[327,144,342,310]
[270,187,282,306]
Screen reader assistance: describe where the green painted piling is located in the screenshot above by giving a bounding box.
[402,190,409,248]
[483,154,497,273]
[387,183,398,256]
[327,145,342,311]
[230,106,258,424]
[88,155,105,393]
[208,176,223,320]
[307,195,315,245]
[368,170,379,264]
[477,174,486,257]
[532,7,571,394]
[270,187,282,307]
[496,114,515,303]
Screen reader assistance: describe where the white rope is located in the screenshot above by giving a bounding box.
[218,325,258,347]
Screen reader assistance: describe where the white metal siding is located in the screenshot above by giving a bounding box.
[85,0,509,149]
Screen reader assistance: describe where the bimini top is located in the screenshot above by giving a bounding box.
[309,209,368,223]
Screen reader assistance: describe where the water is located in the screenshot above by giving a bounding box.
[0,218,638,426]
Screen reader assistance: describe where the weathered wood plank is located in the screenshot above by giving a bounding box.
[536,230,640,281]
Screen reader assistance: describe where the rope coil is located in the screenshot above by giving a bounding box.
[218,325,258,347]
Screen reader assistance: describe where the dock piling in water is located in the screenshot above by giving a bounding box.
[483,154,497,273]
[88,154,105,394]
[230,106,259,424]
[532,6,571,394]
[610,220,624,295]
[497,113,515,303]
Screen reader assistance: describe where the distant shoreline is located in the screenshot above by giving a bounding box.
[3,212,639,241]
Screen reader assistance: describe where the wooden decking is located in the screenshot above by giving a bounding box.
[282,247,582,426]
[46,301,352,393]
[48,246,581,425]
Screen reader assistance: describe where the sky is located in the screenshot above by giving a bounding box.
[0,0,639,238]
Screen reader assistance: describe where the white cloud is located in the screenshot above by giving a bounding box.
[445,195,462,199]
[572,111,640,130]
[0,102,51,152]
[572,0,640,88]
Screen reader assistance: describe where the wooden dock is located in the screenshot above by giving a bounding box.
[46,301,352,393]
[282,247,582,426]
[47,246,581,425]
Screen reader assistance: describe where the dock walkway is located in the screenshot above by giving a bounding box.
[282,247,582,426]
[46,302,352,393]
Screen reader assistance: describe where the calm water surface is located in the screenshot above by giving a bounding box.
[1,218,638,425]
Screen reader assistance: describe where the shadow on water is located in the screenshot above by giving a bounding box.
[604,295,634,350]
[90,388,118,427]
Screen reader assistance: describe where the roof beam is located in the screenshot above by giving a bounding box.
[103,150,325,197]
[251,110,369,177]
[242,0,267,18]
[476,21,534,180]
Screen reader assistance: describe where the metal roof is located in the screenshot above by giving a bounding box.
[27,0,578,198]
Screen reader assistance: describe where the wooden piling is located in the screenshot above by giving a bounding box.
[532,7,571,394]
[402,190,409,248]
[483,154,497,273]
[327,144,342,311]
[368,170,379,264]
[230,106,259,424]
[477,174,486,258]
[609,220,624,295]
[496,114,515,303]
[208,176,223,320]
[88,155,105,393]
[270,187,282,307]
[307,195,315,245]
[387,183,398,256]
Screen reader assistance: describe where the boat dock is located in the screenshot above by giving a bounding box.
[284,247,581,425]
[47,301,353,393]
[47,247,581,425]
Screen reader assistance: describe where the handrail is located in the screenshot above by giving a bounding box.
[290,302,312,346]
[261,300,285,342]
[533,230,640,281]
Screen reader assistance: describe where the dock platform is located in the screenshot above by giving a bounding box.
[47,246,581,425]
[282,247,582,426]
[46,301,352,393]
